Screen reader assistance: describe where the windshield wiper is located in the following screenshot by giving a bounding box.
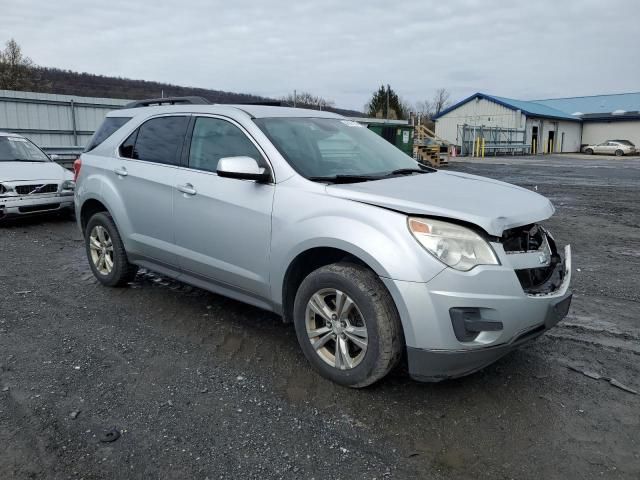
[308,174,382,184]
[386,167,436,176]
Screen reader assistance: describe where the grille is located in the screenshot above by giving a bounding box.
[502,224,564,294]
[15,183,58,195]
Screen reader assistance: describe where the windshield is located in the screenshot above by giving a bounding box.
[0,136,50,162]
[254,117,420,179]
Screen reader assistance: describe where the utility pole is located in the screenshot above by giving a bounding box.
[293,89,296,108]
[386,84,390,120]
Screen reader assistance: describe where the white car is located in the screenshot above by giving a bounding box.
[0,132,75,220]
[583,140,636,156]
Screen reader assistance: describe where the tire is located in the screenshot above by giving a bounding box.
[293,262,403,388]
[585,148,593,155]
[85,212,138,287]
[615,149,624,157]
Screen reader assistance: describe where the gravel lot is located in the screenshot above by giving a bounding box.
[1,154,639,479]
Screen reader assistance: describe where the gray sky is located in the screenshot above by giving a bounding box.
[3,0,639,111]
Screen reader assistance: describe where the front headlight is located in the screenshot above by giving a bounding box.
[408,217,499,271]
[61,180,75,191]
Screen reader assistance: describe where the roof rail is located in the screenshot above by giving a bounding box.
[124,96,212,108]
[235,101,284,107]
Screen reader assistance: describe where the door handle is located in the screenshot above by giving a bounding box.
[114,167,128,177]
[177,183,197,195]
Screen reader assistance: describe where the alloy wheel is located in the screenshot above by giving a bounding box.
[89,225,114,275]
[305,288,368,370]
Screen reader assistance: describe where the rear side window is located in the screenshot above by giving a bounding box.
[119,116,189,165]
[85,117,132,152]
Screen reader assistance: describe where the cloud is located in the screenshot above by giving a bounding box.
[3,0,639,110]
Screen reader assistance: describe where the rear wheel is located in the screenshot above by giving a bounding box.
[585,148,594,155]
[85,212,137,287]
[615,149,624,157]
[293,262,403,388]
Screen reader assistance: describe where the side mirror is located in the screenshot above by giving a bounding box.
[217,156,270,182]
[49,154,60,161]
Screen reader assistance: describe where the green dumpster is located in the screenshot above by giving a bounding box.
[366,124,414,156]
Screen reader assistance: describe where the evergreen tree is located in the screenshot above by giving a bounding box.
[365,84,407,120]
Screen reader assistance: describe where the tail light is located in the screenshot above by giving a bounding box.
[73,157,82,182]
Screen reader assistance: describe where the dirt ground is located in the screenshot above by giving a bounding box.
[1,154,639,479]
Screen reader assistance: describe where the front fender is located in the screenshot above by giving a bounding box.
[269,184,446,308]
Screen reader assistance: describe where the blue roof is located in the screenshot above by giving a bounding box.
[532,92,640,116]
[433,93,580,121]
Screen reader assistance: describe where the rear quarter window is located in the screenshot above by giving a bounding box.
[85,117,132,152]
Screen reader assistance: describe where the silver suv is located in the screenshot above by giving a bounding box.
[75,97,572,387]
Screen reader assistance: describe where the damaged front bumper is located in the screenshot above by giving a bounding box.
[382,229,572,382]
[407,286,572,382]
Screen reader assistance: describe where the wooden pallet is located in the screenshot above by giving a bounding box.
[414,145,442,168]
[413,124,449,167]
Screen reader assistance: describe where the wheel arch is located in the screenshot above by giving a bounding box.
[279,243,392,325]
[79,197,110,233]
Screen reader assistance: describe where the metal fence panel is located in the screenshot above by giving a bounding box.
[0,89,129,155]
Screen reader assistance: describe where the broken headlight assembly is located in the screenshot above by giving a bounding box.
[408,217,499,271]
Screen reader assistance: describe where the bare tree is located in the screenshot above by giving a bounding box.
[415,88,452,119]
[432,88,451,116]
[281,91,335,110]
[0,39,37,90]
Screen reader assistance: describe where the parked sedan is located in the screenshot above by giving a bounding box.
[583,140,636,156]
[0,132,75,220]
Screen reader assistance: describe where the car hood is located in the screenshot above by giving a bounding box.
[326,170,554,236]
[0,161,70,182]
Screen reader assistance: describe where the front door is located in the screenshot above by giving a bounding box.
[593,142,609,154]
[173,116,275,300]
[603,142,618,155]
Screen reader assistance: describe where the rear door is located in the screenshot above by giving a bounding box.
[173,115,275,301]
[113,115,189,267]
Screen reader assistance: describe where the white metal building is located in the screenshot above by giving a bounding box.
[434,92,640,154]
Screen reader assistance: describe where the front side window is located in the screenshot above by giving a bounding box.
[188,117,263,173]
[254,117,417,179]
[119,116,189,165]
[0,136,50,162]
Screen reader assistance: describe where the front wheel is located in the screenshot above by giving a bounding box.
[584,148,594,155]
[615,149,624,157]
[293,262,403,388]
[85,212,138,287]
